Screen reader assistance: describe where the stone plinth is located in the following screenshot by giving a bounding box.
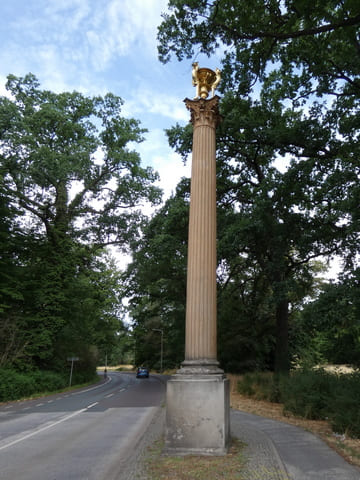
[165,373,230,455]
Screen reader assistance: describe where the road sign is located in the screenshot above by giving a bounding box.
[67,357,80,386]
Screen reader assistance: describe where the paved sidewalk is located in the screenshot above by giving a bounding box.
[231,409,360,480]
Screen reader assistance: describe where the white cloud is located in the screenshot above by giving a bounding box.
[82,0,167,70]
[154,151,191,199]
[134,129,191,199]
[123,88,189,123]
[1,0,169,93]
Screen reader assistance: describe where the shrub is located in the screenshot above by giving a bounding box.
[236,368,360,438]
[0,368,67,402]
[237,371,282,402]
[280,369,336,419]
[31,370,68,392]
[237,373,256,397]
[0,369,37,401]
[329,373,360,438]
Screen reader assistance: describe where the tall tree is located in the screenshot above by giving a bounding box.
[0,74,161,370]
[157,1,360,373]
[124,180,189,369]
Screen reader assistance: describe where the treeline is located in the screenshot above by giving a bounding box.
[0,74,160,385]
[1,1,360,396]
[126,0,360,373]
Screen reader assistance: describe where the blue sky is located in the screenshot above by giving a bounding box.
[0,0,220,199]
[0,2,342,280]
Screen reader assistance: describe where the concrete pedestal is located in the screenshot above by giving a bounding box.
[165,373,230,455]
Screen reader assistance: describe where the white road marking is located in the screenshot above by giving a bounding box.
[105,393,114,398]
[86,402,98,409]
[36,403,44,407]
[119,388,126,392]
[71,375,112,396]
[0,406,90,451]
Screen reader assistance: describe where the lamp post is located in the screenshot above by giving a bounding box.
[152,329,163,373]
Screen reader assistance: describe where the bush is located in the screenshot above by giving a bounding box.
[31,370,68,392]
[237,371,282,402]
[329,373,360,438]
[236,369,360,438]
[0,369,37,401]
[281,369,335,420]
[0,368,68,402]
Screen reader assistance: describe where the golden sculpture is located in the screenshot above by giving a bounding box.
[192,62,221,99]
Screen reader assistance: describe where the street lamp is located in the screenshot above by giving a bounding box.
[152,329,163,373]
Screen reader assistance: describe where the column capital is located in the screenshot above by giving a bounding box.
[184,95,222,128]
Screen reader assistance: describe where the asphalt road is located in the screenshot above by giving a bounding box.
[0,372,166,480]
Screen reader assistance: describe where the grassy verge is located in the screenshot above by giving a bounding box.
[146,438,247,480]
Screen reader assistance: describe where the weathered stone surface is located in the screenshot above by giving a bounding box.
[165,374,230,455]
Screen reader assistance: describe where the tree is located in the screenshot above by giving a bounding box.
[124,180,189,369]
[294,269,360,367]
[0,178,27,366]
[157,1,360,373]
[0,73,161,371]
[0,73,161,250]
[158,0,360,247]
[158,1,360,99]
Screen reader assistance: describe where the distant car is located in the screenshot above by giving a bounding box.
[136,367,149,378]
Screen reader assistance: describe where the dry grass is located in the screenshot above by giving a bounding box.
[228,374,360,468]
[146,438,247,480]
[145,372,360,479]
[98,364,134,371]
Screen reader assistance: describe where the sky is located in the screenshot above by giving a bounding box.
[0,1,342,279]
[0,0,222,200]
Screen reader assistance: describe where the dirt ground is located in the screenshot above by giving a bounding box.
[227,374,360,468]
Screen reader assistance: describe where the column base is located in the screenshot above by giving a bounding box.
[177,359,224,375]
[165,371,230,455]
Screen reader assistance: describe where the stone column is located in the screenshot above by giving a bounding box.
[181,95,222,373]
[165,95,230,456]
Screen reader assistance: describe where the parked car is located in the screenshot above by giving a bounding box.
[136,367,149,378]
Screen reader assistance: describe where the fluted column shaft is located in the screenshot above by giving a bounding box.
[184,96,221,365]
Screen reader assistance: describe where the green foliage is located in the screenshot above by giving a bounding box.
[0,369,67,402]
[330,374,360,438]
[156,1,360,373]
[237,371,282,403]
[237,369,360,438]
[281,369,335,420]
[0,74,159,373]
[0,367,98,402]
[294,269,360,367]
[125,181,189,369]
[0,73,161,250]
